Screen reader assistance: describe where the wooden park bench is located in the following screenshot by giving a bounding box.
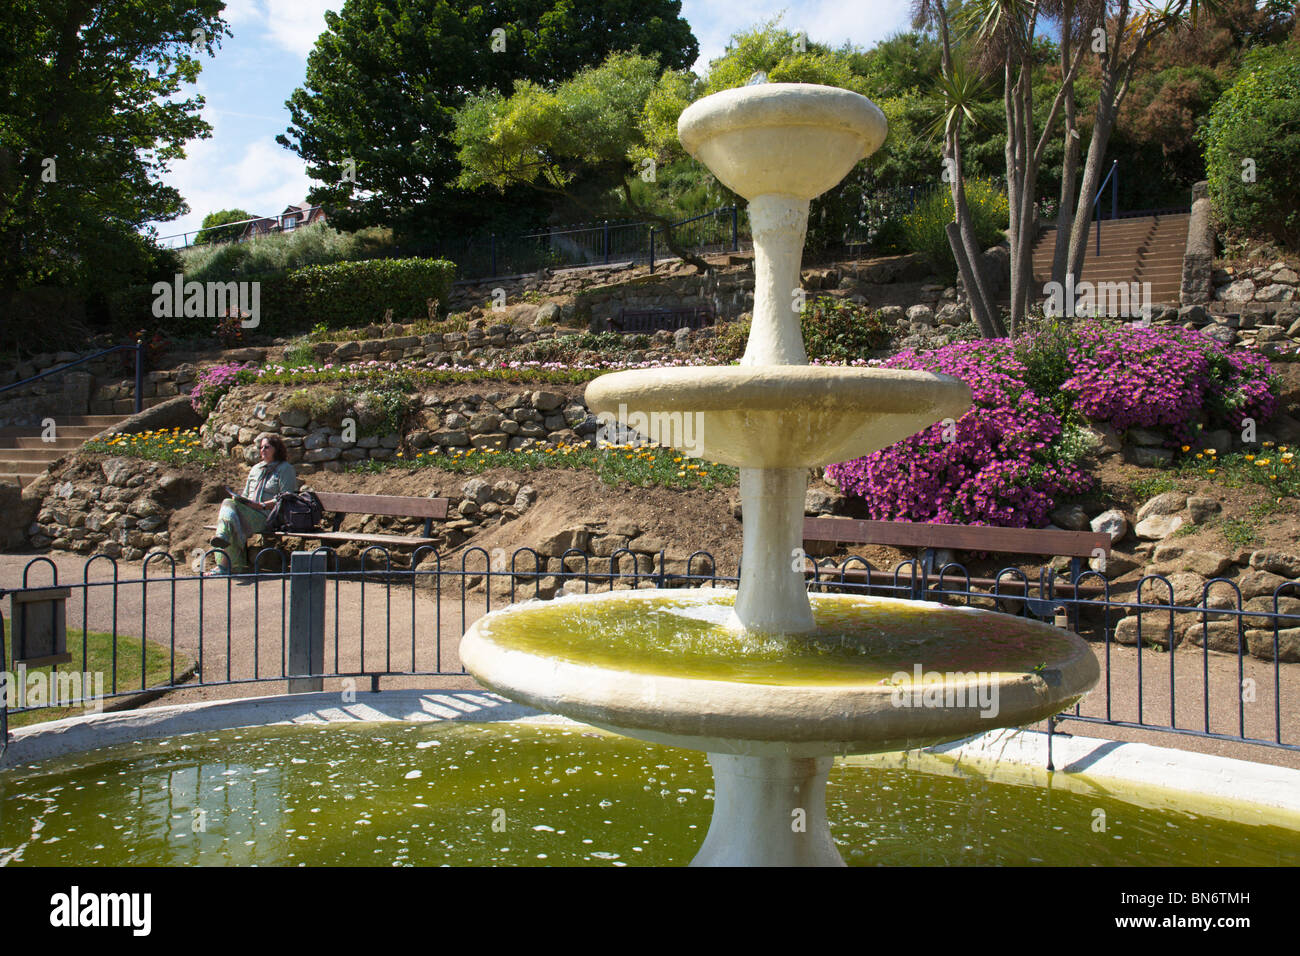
[208,491,450,553]
[608,306,715,333]
[802,517,1113,620]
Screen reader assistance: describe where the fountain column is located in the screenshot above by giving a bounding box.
[742,193,810,367]
[692,754,843,867]
[734,467,814,633]
[731,193,817,634]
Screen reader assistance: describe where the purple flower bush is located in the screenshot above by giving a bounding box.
[826,322,1279,528]
[1061,324,1276,441]
[827,340,1093,527]
[190,361,256,415]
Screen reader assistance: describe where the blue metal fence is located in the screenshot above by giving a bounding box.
[2,549,1297,764]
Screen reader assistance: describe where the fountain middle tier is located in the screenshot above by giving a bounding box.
[585,365,972,470]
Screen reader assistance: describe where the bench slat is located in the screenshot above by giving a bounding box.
[312,492,449,519]
[274,531,437,548]
[803,517,1111,557]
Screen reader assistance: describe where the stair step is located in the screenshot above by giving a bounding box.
[11,436,86,449]
[0,460,50,475]
[0,448,67,461]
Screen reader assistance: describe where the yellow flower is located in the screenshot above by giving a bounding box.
[1195,453,1203,459]
[1263,441,1274,447]
[1207,468,1216,475]
[1256,459,1270,466]
[1207,448,1217,455]
[1245,454,1255,461]
[1180,445,1190,452]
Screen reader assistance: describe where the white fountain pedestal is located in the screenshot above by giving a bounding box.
[692,753,842,867]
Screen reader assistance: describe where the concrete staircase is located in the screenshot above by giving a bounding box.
[1030,212,1190,308]
[0,415,122,488]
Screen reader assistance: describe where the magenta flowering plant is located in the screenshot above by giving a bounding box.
[1061,324,1277,443]
[190,361,257,416]
[826,340,1093,528]
[825,321,1279,528]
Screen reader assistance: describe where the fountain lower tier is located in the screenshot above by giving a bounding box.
[461,589,1101,865]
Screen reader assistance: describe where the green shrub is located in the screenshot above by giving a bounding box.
[713,317,751,362]
[901,179,1009,278]
[800,297,890,360]
[178,223,398,283]
[1202,43,1300,249]
[284,387,347,424]
[1013,316,1082,419]
[279,258,456,331]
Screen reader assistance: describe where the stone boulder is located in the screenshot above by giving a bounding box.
[1136,491,1188,522]
[1183,621,1244,653]
[1134,514,1184,540]
[1249,550,1300,578]
[1186,496,1221,523]
[1049,503,1089,531]
[1090,509,1128,543]
[1244,627,1300,663]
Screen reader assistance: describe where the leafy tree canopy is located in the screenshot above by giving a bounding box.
[195,208,255,245]
[278,0,698,241]
[0,0,227,300]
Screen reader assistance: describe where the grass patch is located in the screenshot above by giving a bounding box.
[1218,517,1259,550]
[3,623,191,728]
[84,427,220,467]
[1130,474,1179,501]
[348,440,739,491]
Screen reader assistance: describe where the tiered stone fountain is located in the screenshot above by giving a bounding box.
[462,82,1099,866]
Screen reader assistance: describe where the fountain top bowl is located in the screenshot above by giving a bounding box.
[677,83,887,201]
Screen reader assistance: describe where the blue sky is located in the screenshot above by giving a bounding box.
[150,0,915,245]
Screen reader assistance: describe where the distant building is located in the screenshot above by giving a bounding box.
[238,202,327,241]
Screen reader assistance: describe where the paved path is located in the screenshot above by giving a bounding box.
[4,553,1297,769]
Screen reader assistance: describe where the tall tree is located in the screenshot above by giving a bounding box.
[0,0,226,302]
[277,0,698,242]
[195,208,255,245]
[1054,0,1225,290]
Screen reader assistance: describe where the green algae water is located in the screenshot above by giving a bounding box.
[476,591,1081,685]
[2,721,1297,866]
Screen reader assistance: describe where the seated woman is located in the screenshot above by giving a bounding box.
[209,433,297,575]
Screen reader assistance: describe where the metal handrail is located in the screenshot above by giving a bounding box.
[1092,160,1118,257]
[0,342,144,415]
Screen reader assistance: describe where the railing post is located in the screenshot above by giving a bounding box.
[1112,162,1118,224]
[731,206,738,251]
[649,227,656,274]
[1095,186,1101,258]
[133,339,144,414]
[288,551,326,693]
[603,220,610,265]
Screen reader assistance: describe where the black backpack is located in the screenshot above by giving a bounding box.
[267,491,324,534]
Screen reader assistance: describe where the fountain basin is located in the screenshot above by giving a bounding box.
[459,589,1100,758]
[677,83,887,201]
[585,366,972,467]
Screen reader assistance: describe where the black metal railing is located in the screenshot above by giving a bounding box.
[3,549,1297,762]
[0,342,144,415]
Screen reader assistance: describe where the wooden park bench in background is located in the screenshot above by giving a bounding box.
[209,491,450,555]
[608,306,715,334]
[802,516,1113,621]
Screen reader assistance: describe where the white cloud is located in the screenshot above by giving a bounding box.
[152,107,315,244]
[225,0,342,59]
[682,0,914,74]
